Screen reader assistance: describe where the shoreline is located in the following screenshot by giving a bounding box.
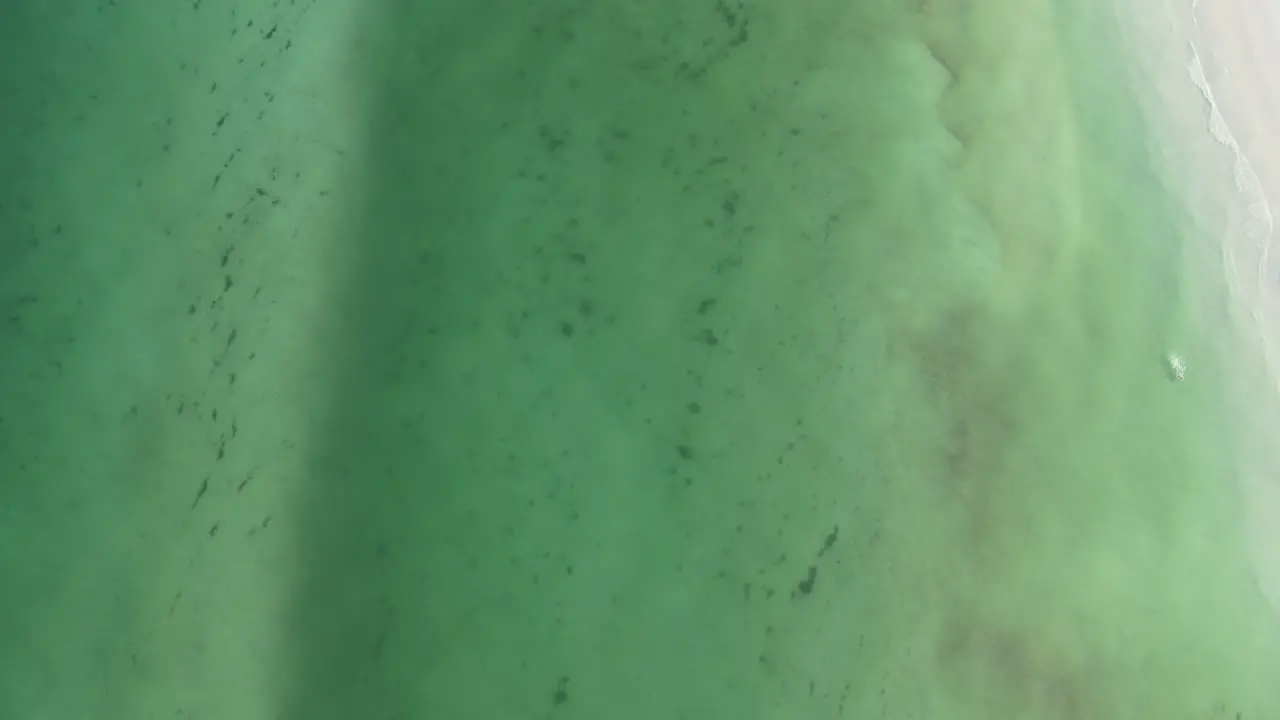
[1115,0,1280,619]
[1183,0,1280,622]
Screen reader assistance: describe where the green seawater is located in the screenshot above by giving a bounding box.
[1,0,1278,717]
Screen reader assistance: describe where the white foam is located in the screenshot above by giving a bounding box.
[1186,4,1280,386]
[1190,0,1280,622]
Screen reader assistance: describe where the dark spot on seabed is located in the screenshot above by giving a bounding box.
[793,565,818,597]
[551,676,570,705]
[818,526,838,557]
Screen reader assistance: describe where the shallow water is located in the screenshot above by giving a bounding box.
[1,0,1278,717]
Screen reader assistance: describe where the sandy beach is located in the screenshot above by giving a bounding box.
[1113,0,1280,623]
[1174,0,1280,627]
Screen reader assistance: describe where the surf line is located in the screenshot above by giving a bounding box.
[1187,0,1275,300]
[1184,0,1280,396]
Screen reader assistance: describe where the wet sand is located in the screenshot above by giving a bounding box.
[1170,0,1280,630]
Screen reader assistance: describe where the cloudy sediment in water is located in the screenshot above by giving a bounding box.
[1,0,1279,717]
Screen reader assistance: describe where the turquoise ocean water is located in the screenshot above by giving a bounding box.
[0,0,1277,717]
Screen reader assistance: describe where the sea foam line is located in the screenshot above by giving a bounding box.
[1186,1,1279,375]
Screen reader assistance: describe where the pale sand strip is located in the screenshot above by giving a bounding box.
[1182,0,1280,622]
[1187,0,1280,314]
[1116,0,1280,620]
